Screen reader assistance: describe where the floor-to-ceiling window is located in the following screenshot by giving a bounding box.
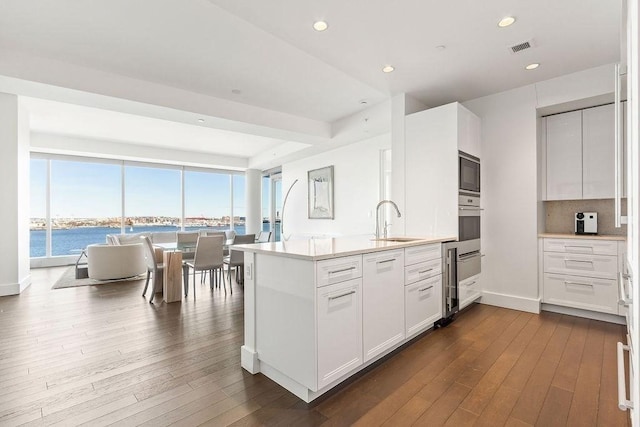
[233,174,246,233]
[30,158,48,257]
[184,169,233,231]
[30,154,247,264]
[50,159,122,255]
[261,170,282,242]
[124,164,181,233]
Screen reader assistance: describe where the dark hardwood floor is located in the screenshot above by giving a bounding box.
[0,267,629,426]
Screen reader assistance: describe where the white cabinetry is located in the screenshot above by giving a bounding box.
[541,238,624,316]
[459,274,482,310]
[362,250,405,362]
[546,110,583,200]
[316,278,362,389]
[404,102,480,238]
[404,244,442,338]
[583,104,615,199]
[545,104,620,200]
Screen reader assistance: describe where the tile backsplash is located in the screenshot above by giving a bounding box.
[544,199,627,236]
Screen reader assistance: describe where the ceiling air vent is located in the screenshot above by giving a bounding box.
[509,39,536,54]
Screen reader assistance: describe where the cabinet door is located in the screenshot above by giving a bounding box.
[546,110,583,200]
[543,273,618,314]
[459,274,482,310]
[316,278,363,389]
[405,275,442,337]
[458,104,481,158]
[362,250,405,362]
[583,104,615,199]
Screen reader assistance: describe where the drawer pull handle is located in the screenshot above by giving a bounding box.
[329,290,356,301]
[564,280,592,287]
[419,286,434,292]
[466,281,477,286]
[328,266,356,275]
[618,272,632,306]
[617,342,633,411]
[377,258,396,264]
[564,245,593,249]
[418,268,434,274]
[564,259,594,264]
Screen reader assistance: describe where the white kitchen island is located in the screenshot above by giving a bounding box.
[234,235,454,402]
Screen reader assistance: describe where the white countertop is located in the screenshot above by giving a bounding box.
[233,235,456,261]
[538,232,627,241]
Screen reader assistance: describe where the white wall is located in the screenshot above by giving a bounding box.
[463,64,616,313]
[464,86,539,310]
[0,93,31,295]
[282,133,390,238]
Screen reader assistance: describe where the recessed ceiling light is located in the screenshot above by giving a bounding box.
[231,89,242,95]
[525,63,540,70]
[360,99,368,105]
[435,45,446,50]
[197,118,205,123]
[498,16,516,27]
[313,21,328,31]
[382,65,395,73]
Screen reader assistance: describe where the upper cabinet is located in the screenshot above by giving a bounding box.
[546,110,583,200]
[404,102,480,238]
[458,107,482,158]
[583,104,615,199]
[545,104,620,200]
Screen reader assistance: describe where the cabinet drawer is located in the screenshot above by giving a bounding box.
[405,244,441,266]
[405,258,441,285]
[543,273,618,314]
[316,255,363,288]
[543,252,617,280]
[543,238,618,256]
[316,278,363,390]
[459,274,481,310]
[405,275,442,337]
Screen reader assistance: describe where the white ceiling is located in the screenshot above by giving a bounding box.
[0,0,622,165]
[22,97,305,158]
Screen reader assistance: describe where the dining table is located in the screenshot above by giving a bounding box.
[153,239,234,302]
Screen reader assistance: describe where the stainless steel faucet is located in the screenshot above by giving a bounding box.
[376,200,402,239]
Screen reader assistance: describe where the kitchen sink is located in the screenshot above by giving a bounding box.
[372,237,424,242]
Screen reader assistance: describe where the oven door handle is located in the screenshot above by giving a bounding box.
[459,207,484,211]
[459,251,485,261]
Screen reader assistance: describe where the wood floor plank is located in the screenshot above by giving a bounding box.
[552,316,589,392]
[0,267,627,427]
[509,318,573,425]
[472,385,520,427]
[566,320,606,427]
[536,385,573,427]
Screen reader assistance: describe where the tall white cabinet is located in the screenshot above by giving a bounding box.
[404,102,481,238]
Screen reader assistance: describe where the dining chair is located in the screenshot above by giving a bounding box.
[141,236,164,303]
[182,235,225,298]
[177,231,199,261]
[198,231,226,283]
[223,233,255,289]
[223,229,236,256]
[256,231,271,243]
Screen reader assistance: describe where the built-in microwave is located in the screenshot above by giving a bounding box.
[459,151,480,195]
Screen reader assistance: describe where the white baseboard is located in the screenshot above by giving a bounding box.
[480,291,541,314]
[541,303,626,325]
[0,274,31,296]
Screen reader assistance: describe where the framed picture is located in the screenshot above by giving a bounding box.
[308,166,334,219]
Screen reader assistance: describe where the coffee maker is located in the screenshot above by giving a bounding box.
[575,212,598,235]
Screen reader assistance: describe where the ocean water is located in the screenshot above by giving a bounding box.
[30,223,278,257]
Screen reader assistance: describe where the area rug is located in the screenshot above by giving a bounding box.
[52,266,146,289]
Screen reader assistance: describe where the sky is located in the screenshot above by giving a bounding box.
[30,158,248,219]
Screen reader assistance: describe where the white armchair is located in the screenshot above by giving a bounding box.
[86,243,146,281]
